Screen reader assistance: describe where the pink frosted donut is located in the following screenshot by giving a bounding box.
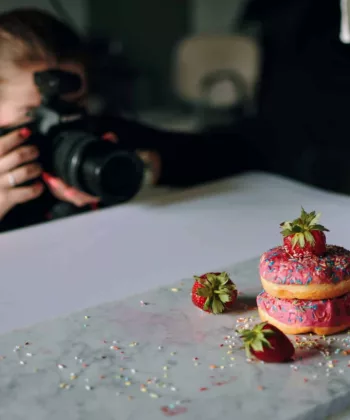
[259,245,350,300]
[257,290,350,335]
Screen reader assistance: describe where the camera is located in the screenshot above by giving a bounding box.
[0,69,145,204]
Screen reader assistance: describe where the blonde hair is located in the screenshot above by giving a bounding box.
[0,8,86,81]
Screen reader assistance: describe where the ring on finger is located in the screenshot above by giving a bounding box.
[7,172,16,188]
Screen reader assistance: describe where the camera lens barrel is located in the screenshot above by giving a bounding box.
[52,130,145,203]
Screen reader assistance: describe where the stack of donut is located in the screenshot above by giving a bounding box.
[257,208,350,336]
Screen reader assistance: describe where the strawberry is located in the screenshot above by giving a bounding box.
[240,322,295,363]
[191,272,237,314]
[280,207,329,258]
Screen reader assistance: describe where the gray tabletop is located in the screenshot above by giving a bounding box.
[1,257,350,420]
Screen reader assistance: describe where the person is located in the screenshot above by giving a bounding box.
[0,7,263,233]
[0,8,103,232]
[0,2,348,233]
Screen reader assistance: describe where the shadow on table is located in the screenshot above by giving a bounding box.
[134,176,246,207]
[231,294,258,314]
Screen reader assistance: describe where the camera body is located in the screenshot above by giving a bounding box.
[2,69,145,204]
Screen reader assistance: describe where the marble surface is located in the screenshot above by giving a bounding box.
[2,258,350,420]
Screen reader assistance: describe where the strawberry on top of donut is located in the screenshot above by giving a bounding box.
[191,272,237,314]
[280,207,329,258]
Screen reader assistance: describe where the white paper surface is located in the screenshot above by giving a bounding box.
[1,171,350,335]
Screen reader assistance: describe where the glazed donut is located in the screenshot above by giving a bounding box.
[259,245,350,300]
[257,290,350,336]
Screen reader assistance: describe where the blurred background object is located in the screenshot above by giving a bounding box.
[138,33,260,133]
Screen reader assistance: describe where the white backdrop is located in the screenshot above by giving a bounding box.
[2,171,350,335]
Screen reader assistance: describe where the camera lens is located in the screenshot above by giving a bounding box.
[79,141,145,202]
[52,130,145,203]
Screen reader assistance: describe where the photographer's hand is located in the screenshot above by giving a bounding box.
[0,128,44,220]
[43,173,99,207]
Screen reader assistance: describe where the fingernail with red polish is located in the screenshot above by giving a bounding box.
[102,132,118,143]
[19,128,32,139]
[42,172,60,188]
[42,172,50,183]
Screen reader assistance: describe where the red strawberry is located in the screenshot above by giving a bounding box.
[280,207,329,258]
[191,272,237,314]
[240,322,295,363]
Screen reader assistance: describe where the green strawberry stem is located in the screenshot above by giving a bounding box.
[194,272,236,314]
[280,207,329,249]
[240,322,275,357]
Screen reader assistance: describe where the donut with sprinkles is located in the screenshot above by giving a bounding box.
[257,290,350,335]
[259,208,350,300]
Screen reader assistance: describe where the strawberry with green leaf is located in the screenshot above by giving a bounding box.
[191,272,237,314]
[240,322,295,363]
[280,207,329,258]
